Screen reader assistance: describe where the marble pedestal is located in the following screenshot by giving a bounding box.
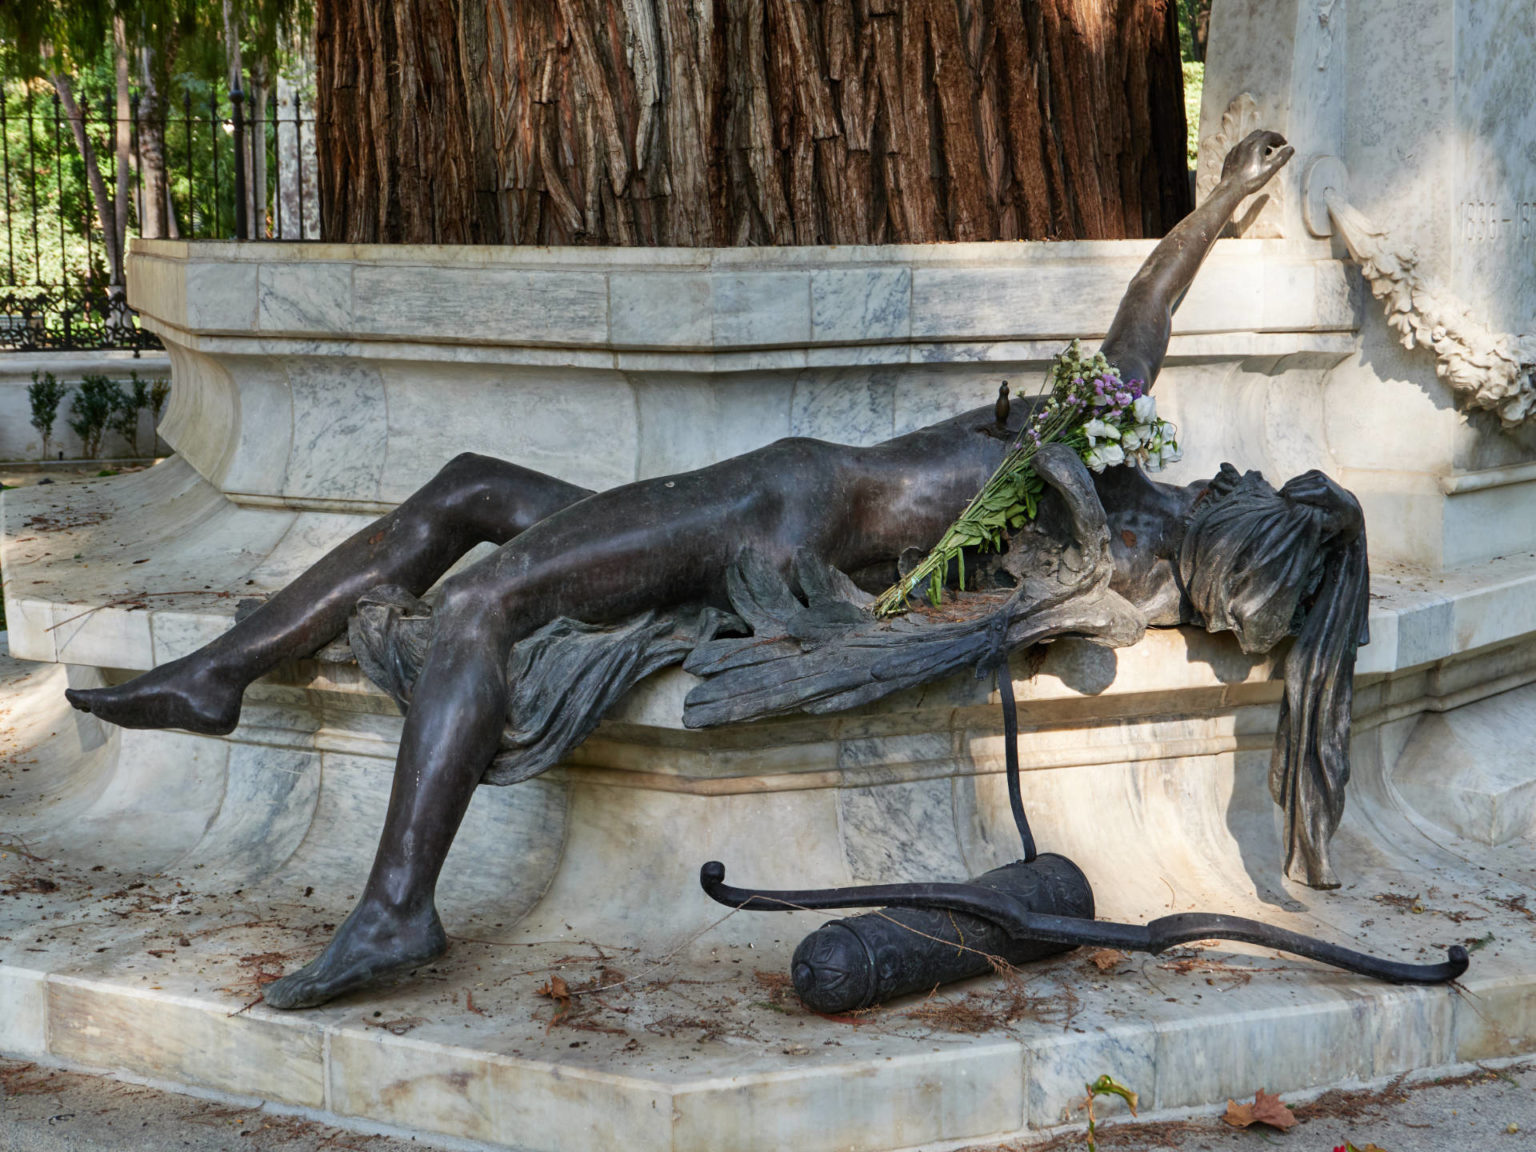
[3,231,1535,1147]
[3,459,1536,1150]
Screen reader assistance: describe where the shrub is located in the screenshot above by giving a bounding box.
[149,378,171,451]
[68,375,124,460]
[109,371,154,457]
[27,371,70,460]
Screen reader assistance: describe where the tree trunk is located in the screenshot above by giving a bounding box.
[222,0,255,237]
[249,58,268,238]
[318,0,1190,246]
[222,0,245,94]
[138,47,170,240]
[1193,0,1210,62]
[276,30,323,241]
[50,73,123,285]
[113,17,131,290]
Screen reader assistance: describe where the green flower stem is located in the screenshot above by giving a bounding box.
[872,409,1084,617]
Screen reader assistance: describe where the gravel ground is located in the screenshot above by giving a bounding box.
[0,1059,464,1152]
[2,1056,1531,1151]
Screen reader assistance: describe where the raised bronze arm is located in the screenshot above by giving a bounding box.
[1100,129,1294,386]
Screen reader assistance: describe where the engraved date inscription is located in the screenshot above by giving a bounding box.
[1460,200,1536,243]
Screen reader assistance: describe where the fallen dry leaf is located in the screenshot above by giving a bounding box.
[537,973,572,1028]
[1223,1088,1297,1130]
[1087,949,1130,971]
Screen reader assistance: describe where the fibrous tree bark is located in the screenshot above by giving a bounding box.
[317,0,1191,246]
[114,16,132,281]
[137,44,175,239]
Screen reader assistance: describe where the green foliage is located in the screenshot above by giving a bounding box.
[2,68,244,278]
[3,3,213,82]
[108,369,152,455]
[149,377,170,422]
[3,77,110,287]
[68,373,123,459]
[27,370,70,458]
[1083,1074,1138,1152]
[1174,1,1207,165]
[1183,62,1204,167]
[0,2,316,278]
[1175,0,1211,63]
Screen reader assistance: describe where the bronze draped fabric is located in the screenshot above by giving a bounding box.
[1176,465,1370,888]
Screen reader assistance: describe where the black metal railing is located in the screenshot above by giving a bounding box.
[0,80,321,352]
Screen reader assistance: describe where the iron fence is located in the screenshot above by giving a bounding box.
[0,81,321,353]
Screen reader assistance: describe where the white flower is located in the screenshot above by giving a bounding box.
[1082,418,1119,445]
[1159,440,1182,466]
[1143,452,1165,473]
[1132,393,1156,423]
[1099,442,1125,467]
[1084,447,1107,473]
[1122,424,1152,451]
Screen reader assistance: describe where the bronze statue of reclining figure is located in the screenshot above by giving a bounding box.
[68,131,1371,1010]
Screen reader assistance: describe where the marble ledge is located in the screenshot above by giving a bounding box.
[127,237,1358,353]
[132,326,1360,375]
[0,352,171,382]
[130,235,1339,272]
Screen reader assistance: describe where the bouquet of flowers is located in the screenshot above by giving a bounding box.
[872,341,1181,617]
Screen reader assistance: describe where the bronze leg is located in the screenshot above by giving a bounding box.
[64,453,592,734]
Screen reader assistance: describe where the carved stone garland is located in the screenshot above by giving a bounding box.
[1326,192,1536,427]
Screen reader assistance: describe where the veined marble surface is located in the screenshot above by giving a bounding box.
[0,637,1531,1151]
[129,237,1400,537]
[127,229,1536,569]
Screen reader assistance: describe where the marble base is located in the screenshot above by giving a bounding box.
[6,227,1536,1143]
[3,642,1536,1152]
